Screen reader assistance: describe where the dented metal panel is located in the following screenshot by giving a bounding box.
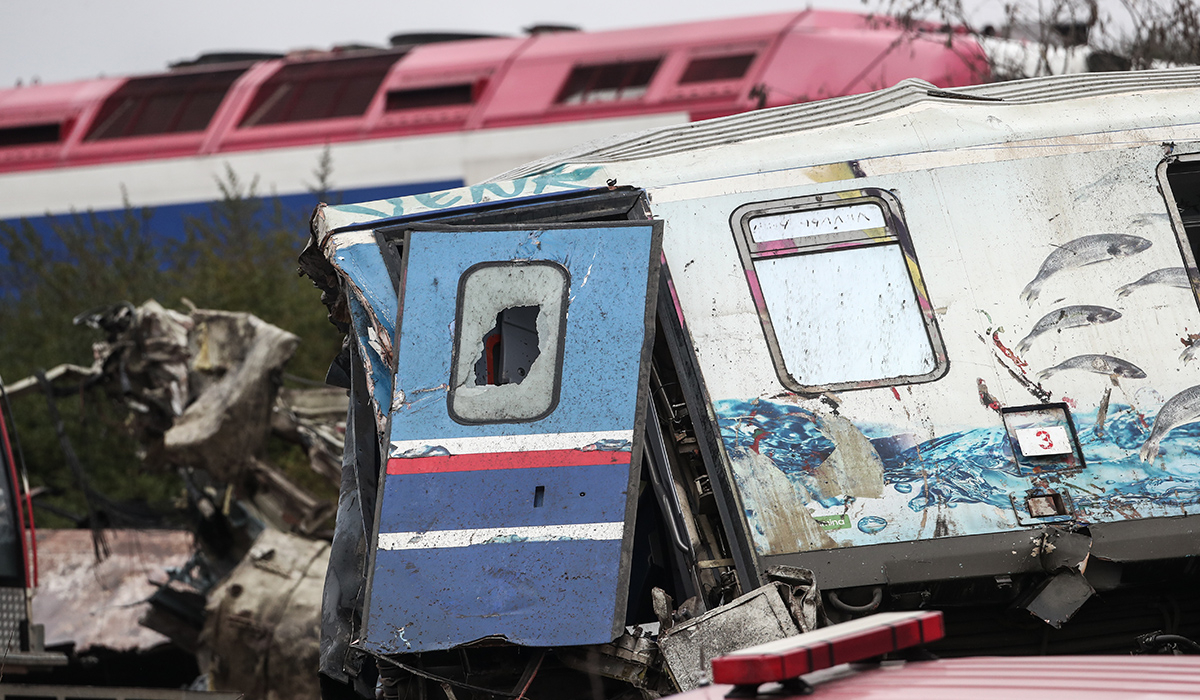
[361,222,662,654]
[322,229,399,437]
[316,71,1200,655]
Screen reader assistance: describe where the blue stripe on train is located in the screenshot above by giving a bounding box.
[0,179,462,272]
[377,463,631,533]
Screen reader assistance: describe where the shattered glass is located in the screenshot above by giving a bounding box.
[450,262,569,423]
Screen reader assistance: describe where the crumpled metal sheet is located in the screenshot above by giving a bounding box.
[659,582,800,691]
[200,529,330,700]
[165,309,300,482]
[764,565,825,632]
[33,529,195,653]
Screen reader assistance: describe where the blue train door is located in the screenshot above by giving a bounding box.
[361,221,663,654]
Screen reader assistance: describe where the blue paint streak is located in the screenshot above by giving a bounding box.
[857,516,888,533]
[336,240,399,420]
[0,181,460,273]
[378,464,631,533]
[329,164,603,226]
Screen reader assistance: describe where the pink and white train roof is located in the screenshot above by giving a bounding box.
[0,10,989,175]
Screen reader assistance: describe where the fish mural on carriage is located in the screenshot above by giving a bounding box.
[302,68,1200,698]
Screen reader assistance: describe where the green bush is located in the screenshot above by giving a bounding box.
[0,167,343,528]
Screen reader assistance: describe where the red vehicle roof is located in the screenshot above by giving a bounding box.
[0,10,989,174]
[672,655,1200,699]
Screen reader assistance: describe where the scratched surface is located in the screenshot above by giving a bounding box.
[326,231,399,437]
[362,223,659,654]
[648,132,1200,564]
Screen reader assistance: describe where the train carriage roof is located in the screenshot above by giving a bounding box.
[318,66,1200,234]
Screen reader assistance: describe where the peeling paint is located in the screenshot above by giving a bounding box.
[810,412,885,500]
[728,446,837,554]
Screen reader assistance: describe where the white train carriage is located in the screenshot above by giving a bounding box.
[308,67,1200,678]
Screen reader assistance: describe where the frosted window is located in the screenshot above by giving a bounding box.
[733,190,945,392]
[755,244,935,386]
[449,262,568,424]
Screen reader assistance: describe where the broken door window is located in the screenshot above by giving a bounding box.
[449,261,569,424]
[731,189,947,392]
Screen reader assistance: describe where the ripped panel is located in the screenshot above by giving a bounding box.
[324,231,399,437]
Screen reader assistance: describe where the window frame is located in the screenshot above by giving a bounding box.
[447,259,570,425]
[385,83,477,112]
[1156,153,1200,315]
[84,67,247,141]
[0,123,60,148]
[554,57,663,106]
[678,52,758,84]
[237,52,399,128]
[730,188,948,394]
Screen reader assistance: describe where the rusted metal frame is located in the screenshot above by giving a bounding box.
[654,262,761,593]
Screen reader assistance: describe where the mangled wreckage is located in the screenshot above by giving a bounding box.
[303,67,1200,698]
[5,300,348,698]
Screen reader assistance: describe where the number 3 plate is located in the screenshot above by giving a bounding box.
[1015,425,1072,456]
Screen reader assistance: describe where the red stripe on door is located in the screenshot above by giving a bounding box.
[387,448,632,475]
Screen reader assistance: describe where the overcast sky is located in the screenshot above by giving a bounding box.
[1,0,1022,88]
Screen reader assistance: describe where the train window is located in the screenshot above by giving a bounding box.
[0,123,60,148]
[679,53,757,84]
[556,58,661,105]
[448,261,569,424]
[385,83,476,112]
[239,53,400,127]
[85,68,246,141]
[1160,156,1200,305]
[731,189,947,392]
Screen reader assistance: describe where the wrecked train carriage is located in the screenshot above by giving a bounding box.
[307,67,1200,689]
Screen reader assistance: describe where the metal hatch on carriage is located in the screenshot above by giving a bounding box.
[361,222,662,653]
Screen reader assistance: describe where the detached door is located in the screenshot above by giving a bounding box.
[362,221,662,654]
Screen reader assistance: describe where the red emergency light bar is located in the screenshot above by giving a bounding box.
[711,610,944,689]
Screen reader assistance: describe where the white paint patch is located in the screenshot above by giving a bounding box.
[389,429,632,458]
[377,522,624,550]
[329,231,379,249]
[750,203,885,242]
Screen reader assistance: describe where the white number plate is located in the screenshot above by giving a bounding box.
[1015,425,1072,456]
